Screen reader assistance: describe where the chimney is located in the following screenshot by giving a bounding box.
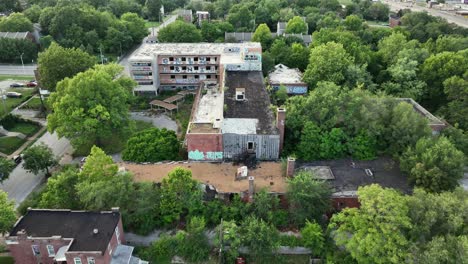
[17,229,27,240]
[276,108,286,154]
[248,176,255,202]
[286,157,295,177]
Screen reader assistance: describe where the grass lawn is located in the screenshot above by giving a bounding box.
[22,96,47,110]
[0,88,37,117]
[338,0,353,5]
[145,20,161,28]
[0,256,14,264]
[0,75,34,81]
[8,122,41,137]
[174,96,194,139]
[0,136,26,155]
[135,120,154,132]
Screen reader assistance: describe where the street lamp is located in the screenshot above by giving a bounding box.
[98,47,104,65]
[20,52,25,75]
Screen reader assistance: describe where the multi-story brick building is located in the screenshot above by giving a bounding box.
[129,42,262,95]
[6,208,146,264]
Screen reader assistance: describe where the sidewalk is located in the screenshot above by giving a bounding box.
[7,126,47,158]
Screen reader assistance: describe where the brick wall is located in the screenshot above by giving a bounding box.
[8,235,71,264]
[186,133,223,161]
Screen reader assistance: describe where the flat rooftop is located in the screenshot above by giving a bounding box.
[224,71,278,134]
[192,89,224,124]
[297,157,411,194]
[122,162,286,193]
[268,64,306,85]
[130,42,261,60]
[222,118,258,134]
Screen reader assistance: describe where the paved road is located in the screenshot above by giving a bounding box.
[0,64,36,76]
[119,14,178,76]
[382,0,468,28]
[0,132,72,206]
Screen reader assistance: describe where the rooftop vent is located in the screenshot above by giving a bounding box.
[93,228,99,234]
[365,169,373,178]
[236,88,245,101]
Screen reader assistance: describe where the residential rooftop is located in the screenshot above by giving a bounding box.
[297,157,411,195]
[268,64,306,85]
[224,71,278,134]
[10,209,120,253]
[130,42,262,60]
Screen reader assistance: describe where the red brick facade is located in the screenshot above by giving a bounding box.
[7,215,125,264]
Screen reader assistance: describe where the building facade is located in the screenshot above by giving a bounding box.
[268,64,308,95]
[6,209,146,264]
[129,42,262,95]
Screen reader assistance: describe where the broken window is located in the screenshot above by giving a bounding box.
[247,142,254,150]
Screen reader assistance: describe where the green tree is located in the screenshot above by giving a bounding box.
[228,4,254,30]
[377,32,409,66]
[400,136,465,193]
[303,42,354,88]
[319,128,347,159]
[38,42,96,90]
[121,12,147,44]
[39,167,80,209]
[122,128,179,162]
[48,64,135,154]
[301,220,325,256]
[343,15,364,31]
[201,21,234,42]
[262,51,275,76]
[159,167,203,225]
[145,0,162,21]
[252,23,273,50]
[0,191,16,235]
[0,157,15,183]
[364,2,389,21]
[297,121,322,160]
[420,50,467,110]
[0,0,17,13]
[178,216,210,262]
[441,75,468,130]
[381,57,426,100]
[330,184,412,264]
[158,20,202,42]
[435,35,468,53]
[275,85,288,106]
[23,5,42,23]
[76,146,135,210]
[442,126,468,157]
[347,130,377,160]
[416,235,468,264]
[252,188,279,222]
[0,13,33,32]
[287,43,309,71]
[287,171,331,226]
[22,143,58,176]
[285,16,307,34]
[108,0,142,17]
[0,38,37,63]
[386,102,431,155]
[216,220,241,263]
[124,182,162,235]
[240,216,279,264]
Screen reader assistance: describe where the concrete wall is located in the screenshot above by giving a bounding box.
[222,134,280,160]
[187,133,224,161]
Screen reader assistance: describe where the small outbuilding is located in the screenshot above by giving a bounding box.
[268,64,308,95]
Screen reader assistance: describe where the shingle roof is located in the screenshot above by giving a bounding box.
[10,209,120,253]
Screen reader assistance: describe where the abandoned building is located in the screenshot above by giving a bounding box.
[268,64,308,95]
[396,98,447,134]
[186,71,284,162]
[6,208,146,264]
[129,42,262,95]
[225,32,312,46]
[196,11,210,26]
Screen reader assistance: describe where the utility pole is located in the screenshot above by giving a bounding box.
[218,218,223,264]
[99,47,104,64]
[2,94,6,114]
[20,52,25,75]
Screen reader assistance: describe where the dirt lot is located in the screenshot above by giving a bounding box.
[121,161,287,193]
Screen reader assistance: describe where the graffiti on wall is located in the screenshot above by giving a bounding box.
[188,150,223,160]
[272,85,308,94]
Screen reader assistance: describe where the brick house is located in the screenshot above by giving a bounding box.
[6,208,146,264]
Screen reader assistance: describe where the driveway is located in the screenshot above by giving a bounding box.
[131,112,177,132]
[0,132,72,206]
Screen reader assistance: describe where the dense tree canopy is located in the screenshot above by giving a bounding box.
[48,64,135,154]
[38,43,96,90]
[0,38,37,63]
[122,128,179,162]
[158,20,202,42]
[0,157,15,183]
[400,136,465,193]
[252,23,273,50]
[285,16,307,34]
[0,191,16,235]
[0,13,33,32]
